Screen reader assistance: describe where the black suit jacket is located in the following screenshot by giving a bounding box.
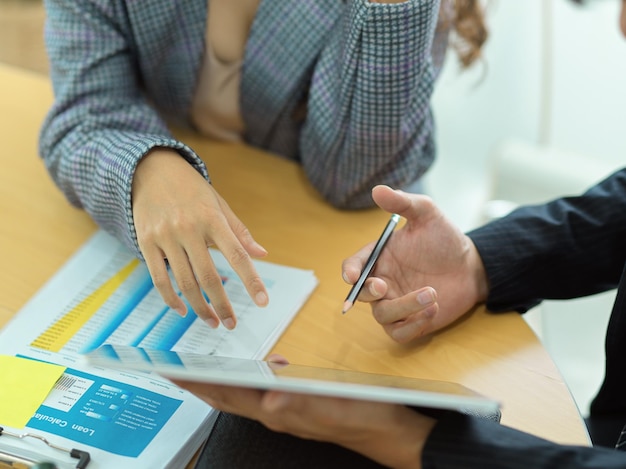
[421,168,626,468]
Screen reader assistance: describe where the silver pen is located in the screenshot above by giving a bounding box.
[342,213,400,314]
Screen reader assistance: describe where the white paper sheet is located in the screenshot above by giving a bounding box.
[0,230,317,468]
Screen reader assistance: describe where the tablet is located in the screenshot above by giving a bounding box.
[84,344,501,417]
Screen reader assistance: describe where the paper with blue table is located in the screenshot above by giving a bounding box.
[0,230,318,469]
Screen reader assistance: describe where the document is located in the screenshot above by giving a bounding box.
[0,356,66,428]
[0,230,318,469]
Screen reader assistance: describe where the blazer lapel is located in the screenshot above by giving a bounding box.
[127,0,207,122]
[241,0,342,148]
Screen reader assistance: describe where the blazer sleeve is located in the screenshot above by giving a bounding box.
[423,412,626,468]
[39,0,209,257]
[467,169,626,314]
[299,0,443,208]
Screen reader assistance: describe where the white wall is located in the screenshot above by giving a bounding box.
[424,0,626,417]
[426,0,626,230]
[551,0,626,162]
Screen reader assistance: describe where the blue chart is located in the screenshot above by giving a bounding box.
[27,230,317,361]
[30,242,259,357]
[1,230,317,467]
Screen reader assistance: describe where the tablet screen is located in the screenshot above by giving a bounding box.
[85,344,500,415]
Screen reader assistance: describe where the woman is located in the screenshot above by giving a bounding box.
[39,0,487,329]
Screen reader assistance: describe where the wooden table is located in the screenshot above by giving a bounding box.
[0,63,590,446]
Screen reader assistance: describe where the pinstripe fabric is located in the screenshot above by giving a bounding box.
[470,169,626,420]
[470,169,626,315]
[432,168,626,467]
[39,0,448,257]
[423,412,626,468]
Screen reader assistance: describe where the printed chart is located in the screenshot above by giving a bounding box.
[0,231,317,468]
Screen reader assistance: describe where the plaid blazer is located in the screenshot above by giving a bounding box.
[40,0,448,256]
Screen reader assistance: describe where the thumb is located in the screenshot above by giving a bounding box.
[371,185,409,214]
[371,185,435,227]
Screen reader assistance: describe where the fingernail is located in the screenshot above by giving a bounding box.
[423,305,437,319]
[206,317,219,329]
[174,306,187,317]
[255,242,268,254]
[342,271,350,283]
[417,289,434,306]
[255,291,268,306]
[368,281,380,297]
[223,318,236,330]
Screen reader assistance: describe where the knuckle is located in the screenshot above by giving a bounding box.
[169,215,194,233]
[387,325,411,344]
[145,214,194,239]
[249,275,265,291]
[197,270,221,289]
[372,308,387,324]
[137,228,160,249]
[236,223,253,241]
[151,273,171,291]
[146,220,173,239]
[226,246,250,267]
[390,332,409,344]
[176,276,198,293]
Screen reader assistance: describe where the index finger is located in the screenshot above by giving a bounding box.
[211,232,268,307]
[213,199,269,308]
[341,240,376,284]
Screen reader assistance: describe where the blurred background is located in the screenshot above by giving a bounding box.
[0,0,47,75]
[1,0,625,424]
[427,0,626,421]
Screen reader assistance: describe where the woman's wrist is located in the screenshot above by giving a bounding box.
[132,148,189,201]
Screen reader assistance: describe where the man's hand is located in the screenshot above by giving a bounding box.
[342,185,489,342]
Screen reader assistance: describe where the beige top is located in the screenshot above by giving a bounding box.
[191,0,260,141]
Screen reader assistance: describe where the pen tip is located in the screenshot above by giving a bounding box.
[342,300,353,314]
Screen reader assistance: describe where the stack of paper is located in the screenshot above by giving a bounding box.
[0,230,317,469]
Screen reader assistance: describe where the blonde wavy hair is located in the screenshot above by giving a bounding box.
[450,0,489,68]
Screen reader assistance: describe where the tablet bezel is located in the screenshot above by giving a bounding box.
[84,344,500,415]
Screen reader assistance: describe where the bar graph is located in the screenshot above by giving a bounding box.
[28,242,240,356]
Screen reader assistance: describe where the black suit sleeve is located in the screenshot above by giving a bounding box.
[467,168,626,314]
[423,412,626,469]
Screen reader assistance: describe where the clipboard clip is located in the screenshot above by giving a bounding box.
[0,426,91,469]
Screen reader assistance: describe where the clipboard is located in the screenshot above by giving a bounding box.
[0,426,90,468]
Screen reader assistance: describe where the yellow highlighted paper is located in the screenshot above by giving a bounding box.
[31,259,139,352]
[0,355,66,428]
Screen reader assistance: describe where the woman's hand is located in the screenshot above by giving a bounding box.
[173,355,435,469]
[131,149,269,329]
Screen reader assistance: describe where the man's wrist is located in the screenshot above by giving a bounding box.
[467,237,489,304]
